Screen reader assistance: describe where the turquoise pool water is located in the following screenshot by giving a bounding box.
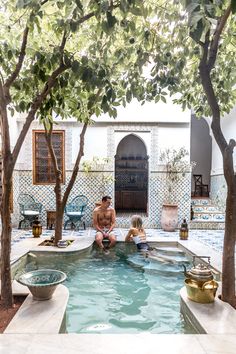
[27,244,195,334]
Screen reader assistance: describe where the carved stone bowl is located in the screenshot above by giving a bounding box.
[17,269,67,301]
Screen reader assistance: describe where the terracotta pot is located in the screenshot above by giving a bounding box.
[161,204,178,231]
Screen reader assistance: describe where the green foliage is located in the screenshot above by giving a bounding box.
[1,0,236,127]
[0,0,156,123]
[82,156,114,194]
[118,0,236,118]
[160,147,196,203]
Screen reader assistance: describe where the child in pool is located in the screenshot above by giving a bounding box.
[125,215,152,252]
[125,215,177,264]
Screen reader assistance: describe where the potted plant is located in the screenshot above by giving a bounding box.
[159,147,195,231]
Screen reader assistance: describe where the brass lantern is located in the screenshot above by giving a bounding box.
[32,216,42,238]
[179,218,188,240]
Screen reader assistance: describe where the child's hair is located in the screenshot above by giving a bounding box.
[131,215,143,229]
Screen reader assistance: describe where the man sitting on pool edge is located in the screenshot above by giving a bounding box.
[93,195,116,254]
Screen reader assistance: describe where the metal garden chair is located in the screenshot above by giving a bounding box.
[64,195,88,230]
[18,193,43,229]
[193,174,209,197]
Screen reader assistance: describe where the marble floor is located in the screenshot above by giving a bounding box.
[0,227,235,354]
[0,333,235,354]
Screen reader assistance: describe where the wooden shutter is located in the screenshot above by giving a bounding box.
[33,130,65,185]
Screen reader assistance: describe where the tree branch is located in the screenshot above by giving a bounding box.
[75,2,120,26]
[223,139,236,190]
[198,30,227,154]
[5,0,52,89]
[59,30,68,64]
[62,122,88,206]
[0,81,12,173]
[62,88,103,207]
[12,63,69,165]
[44,120,60,177]
[5,26,29,89]
[208,4,232,71]
[44,120,63,195]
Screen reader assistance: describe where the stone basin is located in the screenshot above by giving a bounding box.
[17,269,67,301]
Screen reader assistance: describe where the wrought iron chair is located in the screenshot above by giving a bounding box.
[64,195,88,230]
[193,174,209,197]
[18,193,43,229]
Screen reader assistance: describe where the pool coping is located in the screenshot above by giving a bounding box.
[4,229,236,338]
[4,283,69,334]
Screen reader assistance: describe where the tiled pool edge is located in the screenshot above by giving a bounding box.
[4,284,69,334]
[180,287,236,334]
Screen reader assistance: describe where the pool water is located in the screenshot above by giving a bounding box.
[27,244,196,334]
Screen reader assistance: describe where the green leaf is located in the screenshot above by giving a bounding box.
[190,19,204,42]
[19,100,25,111]
[75,0,83,12]
[7,50,13,60]
[161,96,166,103]
[106,87,113,101]
[126,90,132,103]
[16,0,25,9]
[106,12,117,28]
[232,0,236,14]
[70,21,77,33]
[72,60,80,74]
[129,7,143,16]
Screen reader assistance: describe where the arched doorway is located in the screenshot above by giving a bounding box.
[190,115,212,196]
[115,134,148,213]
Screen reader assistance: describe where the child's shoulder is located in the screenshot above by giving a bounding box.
[129,227,138,234]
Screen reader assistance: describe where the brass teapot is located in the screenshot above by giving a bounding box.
[183,256,213,286]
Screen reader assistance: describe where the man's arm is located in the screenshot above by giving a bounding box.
[108,208,116,233]
[93,209,104,233]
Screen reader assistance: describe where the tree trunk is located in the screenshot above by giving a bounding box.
[0,176,13,307]
[54,207,64,245]
[198,23,236,306]
[0,85,14,308]
[54,171,63,245]
[221,188,236,306]
[44,122,88,246]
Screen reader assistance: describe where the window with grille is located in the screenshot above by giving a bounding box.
[33,130,65,184]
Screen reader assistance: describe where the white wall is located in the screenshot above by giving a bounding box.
[210,106,236,175]
[72,125,108,163]
[12,96,191,169]
[157,125,190,162]
[92,98,190,123]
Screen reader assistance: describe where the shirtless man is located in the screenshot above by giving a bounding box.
[93,195,116,252]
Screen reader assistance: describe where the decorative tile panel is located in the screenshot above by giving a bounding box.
[210,174,226,212]
[12,168,191,229]
[12,122,191,230]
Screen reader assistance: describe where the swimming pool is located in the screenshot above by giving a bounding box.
[24,243,196,334]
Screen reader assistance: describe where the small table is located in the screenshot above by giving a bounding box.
[46,210,56,230]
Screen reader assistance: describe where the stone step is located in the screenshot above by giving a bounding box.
[192,206,219,213]
[192,212,225,222]
[127,253,189,275]
[154,246,185,256]
[191,197,225,230]
[190,221,225,230]
[191,198,212,206]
